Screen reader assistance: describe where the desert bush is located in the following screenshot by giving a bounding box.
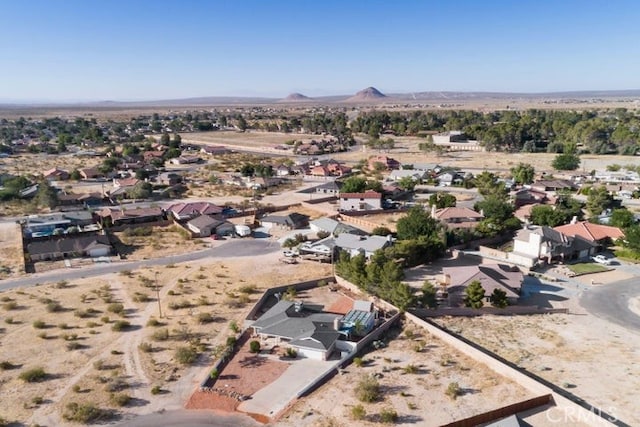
[249,340,261,353]
[107,303,125,316]
[58,322,69,330]
[175,346,197,365]
[356,375,380,403]
[146,318,162,327]
[37,332,48,339]
[19,367,47,382]
[3,301,18,310]
[168,300,192,310]
[197,295,210,306]
[32,396,44,405]
[111,320,131,332]
[63,402,110,423]
[196,312,214,324]
[229,320,240,333]
[403,364,418,374]
[4,317,14,324]
[101,316,110,323]
[286,347,297,358]
[238,284,257,294]
[55,280,69,289]
[66,341,82,351]
[353,357,364,367]
[132,292,150,303]
[380,407,398,423]
[139,342,153,353]
[93,360,105,370]
[350,404,366,420]
[74,309,90,318]
[0,361,17,370]
[151,328,169,341]
[32,320,46,329]
[109,393,131,407]
[446,382,461,400]
[72,384,81,393]
[86,321,99,328]
[150,385,162,395]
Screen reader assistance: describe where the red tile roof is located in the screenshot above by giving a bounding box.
[554,221,625,242]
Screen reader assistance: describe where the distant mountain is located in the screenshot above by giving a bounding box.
[278,93,312,103]
[345,87,387,102]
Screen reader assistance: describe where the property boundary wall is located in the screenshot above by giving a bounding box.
[440,394,553,427]
[413,306,568,317]
[337,273,623,427]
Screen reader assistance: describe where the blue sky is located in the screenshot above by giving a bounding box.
[1,0,639,101]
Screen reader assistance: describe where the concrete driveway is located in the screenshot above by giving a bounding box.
[238,356,338,418]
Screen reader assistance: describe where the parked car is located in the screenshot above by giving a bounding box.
[283,250,298,258]
[592,255,612,265]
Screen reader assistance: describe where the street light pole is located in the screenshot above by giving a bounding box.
[155,271,163,318]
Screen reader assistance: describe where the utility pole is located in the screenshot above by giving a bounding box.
[155,271,163,318]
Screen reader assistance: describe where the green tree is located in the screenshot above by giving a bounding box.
[160,133,171,146]
[129,182,153,199]
[421,280,438,308]
[529,205,567,227]
[474,171,508,200]
[623,224,640,252]
[464,280,485,309]
[35,181,58,209]
[429,192,456,209]
[69,169,81,180]
[552,153,580,171]
[396,206,440,240]
[610,209,635,229]
[586,186,614,217]
[371,226,392,236]
[397,176,416,192]
[510,163,535,185]
[340,176,367,193]
[489,288,508,308]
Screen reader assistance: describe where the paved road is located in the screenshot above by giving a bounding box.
[114,410,260,427]
[0,239,280,292]
[580,277,640,332]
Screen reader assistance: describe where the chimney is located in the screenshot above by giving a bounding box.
[571,216,578,224]
[333,317,341,331]
[431,204,437,217]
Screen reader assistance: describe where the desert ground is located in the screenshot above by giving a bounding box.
[0,248,332,426]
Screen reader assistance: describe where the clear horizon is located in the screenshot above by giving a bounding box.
[1,0,640,102]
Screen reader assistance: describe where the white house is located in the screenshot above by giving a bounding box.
[339,191,382,212]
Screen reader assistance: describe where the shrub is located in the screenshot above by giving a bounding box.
[63,402,109,423]
[86,321,99,328]
[0,361,16,370]
[446,382,461,400]
[286,348,297,358]
[146,318,162,327]
[32,396,44,405]
[72,384,81,393]
[4,317,14,324]
[109,393,131,407]
[132,292,150,303]
[74,309,89,318]
[139,342,153,353]
[101,316,110,323]
[19,367,47,382]
[107,303,125,316]
[55,280,69,289]
[150,385,162,395]
[249,340,261,353]
[403,364,418,374]
[37,332,48,339]
[356,375,380,403]
[353,357,364,367]
[229,320,240,333]
[67,342,82,351]
[58,322,69,330]
[225,336,237,348]
[209,368,219,379]
[351,404,366,420]
[111,320,131,332]
[238,284,257,294]
[175,346,197,365]
[380,407,398,423]
[3,301,18,310]
[32,320,46,329]
[151,328,169,341]
[197,312,214,324]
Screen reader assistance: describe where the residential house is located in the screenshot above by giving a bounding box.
[79,168,104,180]
[157,172,183,186]
[554,221,625,249]
[388,169,427,182]
[368,155,400,171]
[275,165,292,176]
[250,300,342,361]
[314,180,342,196]
[309,217,367,236]
[512,188,548,208]
[432,206,484,229]
[22,211,96,238]
[512,225,596,265]
[441,264,523,306]
[27,235,112,261]
[334,234,392,258]
[186,215,234,237]
[169,155,202,165]
[96,207,165,226]
[432,131,483,151]
[43,168,69,181]
[113,177,140,188]
[339,191,382,212]
[437,171,462,187]
[142,151,165,162]
[56,192,104,208]
[530,179,577,193]
[200,145,230,156]
[260,213,310,230]
[167,202,224,221]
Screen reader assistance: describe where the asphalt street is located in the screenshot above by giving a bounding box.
[580,276,640,332]
[0,239,279,292]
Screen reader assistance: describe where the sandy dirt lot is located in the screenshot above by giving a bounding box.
[0,222,23,278]
[0,245,331,426]
[435,312,640,426]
